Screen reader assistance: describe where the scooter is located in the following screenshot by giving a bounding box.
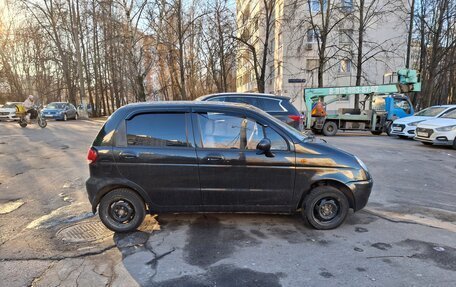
[16,104,47,128]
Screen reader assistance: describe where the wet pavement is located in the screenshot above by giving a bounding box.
[0,121,455,286]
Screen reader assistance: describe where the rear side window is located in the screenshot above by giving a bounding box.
[207,97,226,102]
[258,98,286,112]
[126,113,189,147]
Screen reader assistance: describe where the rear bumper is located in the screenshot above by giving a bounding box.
[86,177,103,213]
[347,179,373,211]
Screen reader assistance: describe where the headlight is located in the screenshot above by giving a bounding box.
[407,121,424,126]
[355,156,369,172]
[435,125,456,132]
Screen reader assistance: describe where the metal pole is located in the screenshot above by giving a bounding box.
[406,0,415,68]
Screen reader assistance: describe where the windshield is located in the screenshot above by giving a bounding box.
[441,109,456,119]
[414,107,445,117]
[372,97,385,111]
[46,103,66,109]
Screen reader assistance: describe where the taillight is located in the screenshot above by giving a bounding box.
[87,147,98,164]
[288,115,304,122]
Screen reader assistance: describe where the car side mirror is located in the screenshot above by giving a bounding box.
[256,138,274,157]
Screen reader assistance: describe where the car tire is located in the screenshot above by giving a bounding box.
[371,130,382,135]
[302,186,349,230]
[422,142,433,146]
[398,135,409,139]
[322,121,338,136]
[74,113,78,120]
[452,138,456,150]
[63,114,67,121]
[385,122,393,136]
[99,188,146,233]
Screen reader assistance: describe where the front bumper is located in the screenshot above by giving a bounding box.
[0,114,19,121]
[347,179,373,211]
[414,130,455,146]
[42,113,64,120]
[390,124,416,138]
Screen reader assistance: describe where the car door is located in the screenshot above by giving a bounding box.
[192,109,295,211]
[113,111,201,210]
[69,104,77,117]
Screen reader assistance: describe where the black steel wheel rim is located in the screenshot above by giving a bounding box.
[109,200,135,224]
[314,198,340,221]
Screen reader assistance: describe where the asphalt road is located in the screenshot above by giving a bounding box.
[0,120,455,287]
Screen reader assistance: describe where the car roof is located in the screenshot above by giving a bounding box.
[434,104,456,108]
[123,100,262,111]
[196,92,291,101]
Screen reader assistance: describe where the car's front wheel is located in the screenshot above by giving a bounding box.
[99,188,146,233]
[303,186,349,230]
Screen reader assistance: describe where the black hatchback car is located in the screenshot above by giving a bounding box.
[86,101,372,232]
[196,93,304,131]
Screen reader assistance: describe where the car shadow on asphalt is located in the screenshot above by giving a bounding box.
[112,211,379,286]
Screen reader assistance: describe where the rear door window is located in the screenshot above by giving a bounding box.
[126,113,190,147]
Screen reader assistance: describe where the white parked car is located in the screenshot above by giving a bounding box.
[0,102,22,121]
[390,105,456,138]
[414,108,456,149]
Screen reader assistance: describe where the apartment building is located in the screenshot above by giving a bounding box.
[236,0,410,112]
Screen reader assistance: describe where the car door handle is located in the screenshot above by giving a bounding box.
[206,155,225,161]
[120,152,138,159]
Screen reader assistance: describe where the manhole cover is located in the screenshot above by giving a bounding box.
[56,221,113,243]
[56,216,160,243]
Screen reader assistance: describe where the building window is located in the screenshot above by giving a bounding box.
[339,29,353,44]
[339,59,351,73]
[310,0,327,13]
[306,59,319,71]
[341,0,353,12]
[306,29,319,43]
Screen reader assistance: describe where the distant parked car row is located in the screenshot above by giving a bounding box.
[0,101,79,122]
[391,105,456,149]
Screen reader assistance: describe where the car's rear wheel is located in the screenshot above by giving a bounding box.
[322,121,338,136]
[302,186,349,230]
[63,114,68,121]
[99,188,146,233]
[421,142,433,146]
